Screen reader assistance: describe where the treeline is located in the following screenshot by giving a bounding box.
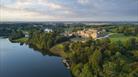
[28,30,70,49]
[0,23,38,37]
[62,38,138,77]
[111,25,138,36]
[9,30,25,41]
[0,28,12,37]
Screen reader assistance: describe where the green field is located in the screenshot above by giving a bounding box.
[109,33,138,42]
[13,37,28,43]
[50,44,67,57]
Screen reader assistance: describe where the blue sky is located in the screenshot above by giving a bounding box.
[0,0,138,21]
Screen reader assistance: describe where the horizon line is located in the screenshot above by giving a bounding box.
[0,20,138,23]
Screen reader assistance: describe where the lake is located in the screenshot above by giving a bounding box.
[0,38,72,77]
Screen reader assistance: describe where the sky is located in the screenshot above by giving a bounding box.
[0,0,138,21]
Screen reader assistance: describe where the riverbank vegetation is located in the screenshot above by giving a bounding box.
[28,30,70,49]
[12,37,28,43]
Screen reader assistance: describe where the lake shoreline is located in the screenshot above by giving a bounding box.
[0,38,72,77]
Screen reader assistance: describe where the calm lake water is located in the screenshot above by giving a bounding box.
[0,38,72,77]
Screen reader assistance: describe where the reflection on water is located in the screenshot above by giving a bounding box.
[0,38,72,77]
[28,44,51,56]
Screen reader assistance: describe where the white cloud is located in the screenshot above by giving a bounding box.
[46,3,62,9]
[3,0,64,10]
[0,6,56,21]
[77,0,89,4]
[0,0,137,21]
[0,0,76,21]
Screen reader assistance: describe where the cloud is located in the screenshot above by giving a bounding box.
[0,0,76,20]
[46,3,62,9]
[77,0,89,4]
[0,6,57,21]
[3,0,64,10]
[0,0,138,21]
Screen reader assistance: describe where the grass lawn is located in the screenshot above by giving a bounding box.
[14,37,28,43]
[50,44,67,57]
[109,33,138,42]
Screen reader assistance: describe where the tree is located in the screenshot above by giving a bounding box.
[80,63,94,77]
[9,30,25,40]
[72,63,82,77]
[47,39,53,49]
[124,38,137,50]
[89,50,102,75]
[103,62,118,77]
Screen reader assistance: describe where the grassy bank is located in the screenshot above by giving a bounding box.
[50,44,67,58]
[12,37,28,43]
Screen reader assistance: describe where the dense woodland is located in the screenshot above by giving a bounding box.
[65,38,138,77]
[28,30,70,49]
[0,23,138,77]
